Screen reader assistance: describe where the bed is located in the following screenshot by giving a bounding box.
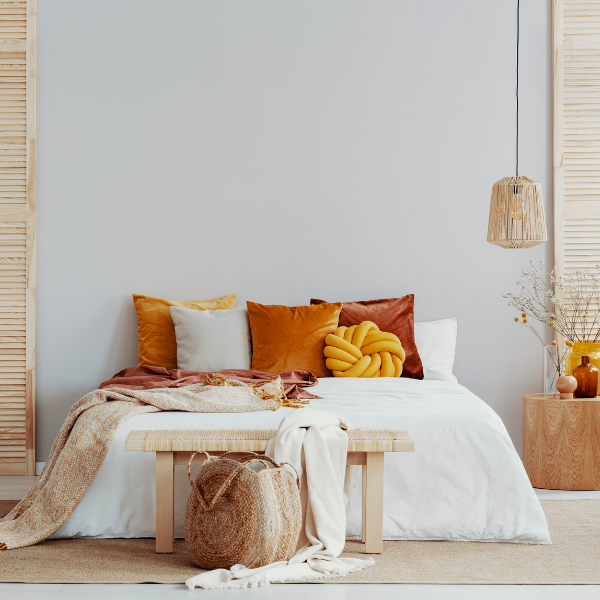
[51,376,551,545]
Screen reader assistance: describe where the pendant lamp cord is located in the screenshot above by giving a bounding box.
[516,0,520,177]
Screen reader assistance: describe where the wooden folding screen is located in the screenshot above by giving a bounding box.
[0,0,35,476]
[554,0,600,280]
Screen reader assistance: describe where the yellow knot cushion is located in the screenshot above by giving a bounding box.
[324,321,406,378]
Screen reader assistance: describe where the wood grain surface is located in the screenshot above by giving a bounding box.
[523,394,600,490]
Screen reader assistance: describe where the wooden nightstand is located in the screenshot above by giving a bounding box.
[523,394,600,490]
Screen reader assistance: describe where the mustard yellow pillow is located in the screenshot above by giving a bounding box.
[247,301,342,378]
[133,293,236,369]
[324,321,406,377]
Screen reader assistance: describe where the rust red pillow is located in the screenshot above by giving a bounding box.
[310,295,424,379]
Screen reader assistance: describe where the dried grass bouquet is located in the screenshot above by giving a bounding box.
[504,261,600,378]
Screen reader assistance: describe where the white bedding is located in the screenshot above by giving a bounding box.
[52,378,550,544]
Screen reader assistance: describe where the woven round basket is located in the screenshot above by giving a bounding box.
[184,451,302,570]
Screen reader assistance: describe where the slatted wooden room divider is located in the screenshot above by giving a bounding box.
[554,0,600,281]
[0,0,35,476]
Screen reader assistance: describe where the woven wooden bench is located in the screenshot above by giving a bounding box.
[125,428,414,554]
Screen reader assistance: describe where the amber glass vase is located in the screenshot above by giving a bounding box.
[573,356,599,398]
[566,341,600,377]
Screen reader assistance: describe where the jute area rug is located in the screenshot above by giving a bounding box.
[1,500,599,584]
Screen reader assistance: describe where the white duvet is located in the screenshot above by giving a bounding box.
[52,378,550,544]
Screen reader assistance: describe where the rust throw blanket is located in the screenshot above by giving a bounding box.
[99,366,321,399]
[0,370,317,550]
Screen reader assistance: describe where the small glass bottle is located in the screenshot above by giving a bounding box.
[573,356,599,398]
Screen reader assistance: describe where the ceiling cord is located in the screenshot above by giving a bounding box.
[516,0,520,177]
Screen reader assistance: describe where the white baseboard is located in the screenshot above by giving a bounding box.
[535,488,600,500]
[35,462,45,476]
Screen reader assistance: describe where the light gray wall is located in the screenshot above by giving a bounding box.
[37,0,552,460]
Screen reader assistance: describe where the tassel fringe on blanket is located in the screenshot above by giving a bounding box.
[185,557,376,590]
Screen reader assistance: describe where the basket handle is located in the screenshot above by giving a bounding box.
[187,452,301,510]
[228,454,300,488]
[187,451,213,510]
[279,462,301,490]
[206,458,275,511]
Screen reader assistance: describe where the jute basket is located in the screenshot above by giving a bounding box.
[185,451,302,570]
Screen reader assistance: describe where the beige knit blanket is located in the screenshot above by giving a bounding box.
[0,376,300,550]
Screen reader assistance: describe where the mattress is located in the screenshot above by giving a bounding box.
[51,377,550,544]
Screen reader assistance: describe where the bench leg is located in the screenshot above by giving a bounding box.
[156,451,174,553]
[361,464,367,543]
[363,452,384,553]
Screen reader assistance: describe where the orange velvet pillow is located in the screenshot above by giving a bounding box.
[133,293,236,369]
[247,301,343,378]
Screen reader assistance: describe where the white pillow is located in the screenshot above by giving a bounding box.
[170,306,252,372]
[414,318,458,383]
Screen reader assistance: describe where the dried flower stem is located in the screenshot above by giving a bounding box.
[505,261,600,343]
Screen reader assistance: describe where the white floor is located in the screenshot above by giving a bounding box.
[1,477,599,599]
[0,583,599,599]
[534,488,600,500]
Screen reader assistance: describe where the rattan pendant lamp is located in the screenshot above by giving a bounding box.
[487,0,547,249]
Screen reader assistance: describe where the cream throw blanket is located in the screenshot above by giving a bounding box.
[0,377,292,550]
[185,408,373,590]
